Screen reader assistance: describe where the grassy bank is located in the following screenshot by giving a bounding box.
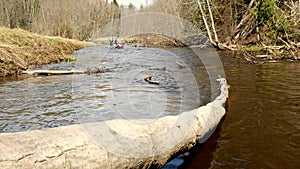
[0,27,86,77]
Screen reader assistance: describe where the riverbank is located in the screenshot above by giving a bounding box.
[0,27,86,77]
[233,42,300,63]
[126,34,300,63]
[1,27,298,78]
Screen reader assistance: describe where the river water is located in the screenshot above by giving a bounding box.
[0,46,299,168]
[183,59,300,169]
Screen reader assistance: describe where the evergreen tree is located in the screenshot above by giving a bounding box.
[128,2,135,9]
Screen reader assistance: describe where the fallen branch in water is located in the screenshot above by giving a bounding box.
[176,61,185,69]
[144,76,160,85]
[0,78,229,169]
[22,67,101,76]
[23,69,85,75]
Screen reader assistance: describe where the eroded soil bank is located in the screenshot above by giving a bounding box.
[0,27,86,77]
[1,27,299,78]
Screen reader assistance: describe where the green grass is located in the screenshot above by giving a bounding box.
[63,55,77,62]
[243,45,265,52]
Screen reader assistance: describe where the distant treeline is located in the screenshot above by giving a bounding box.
[146,0,300,47]
[0,0,120,40]
[0,0,299,46]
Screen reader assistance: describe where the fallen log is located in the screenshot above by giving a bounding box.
[22,67,101,76]
[22,69,85,75]
[0,78,229,169]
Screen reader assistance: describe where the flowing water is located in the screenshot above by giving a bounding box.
[0,46,211,132]
[181,56,300,169]
[0,46,299,168]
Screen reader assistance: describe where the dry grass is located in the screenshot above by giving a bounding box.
[0,26,86,77]
[286,0,300,41]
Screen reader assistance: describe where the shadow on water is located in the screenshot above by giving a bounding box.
[182,59,300,169]
[165,52,300,169]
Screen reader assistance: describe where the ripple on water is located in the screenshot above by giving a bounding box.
[185,62,300,169]
[0,46,210,133]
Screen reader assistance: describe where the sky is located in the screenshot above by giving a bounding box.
[108,0,153,8]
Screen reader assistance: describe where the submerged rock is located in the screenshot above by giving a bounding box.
[84,67,102,74]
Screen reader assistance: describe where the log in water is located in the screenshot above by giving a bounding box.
[0,78,229,169]
[22,67,101,76]
[22,69,85,75]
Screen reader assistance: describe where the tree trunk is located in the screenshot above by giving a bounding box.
[196,0,217,47]
[206,0,219,44]
[0,79,229,169]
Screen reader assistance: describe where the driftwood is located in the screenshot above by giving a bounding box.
[144,75,160,85]
[256,54,270,58]
[176,61,185,69]
[262,44,285,50]
[23,69,85,75]
[22,68,101,76]
[0,78,229,169]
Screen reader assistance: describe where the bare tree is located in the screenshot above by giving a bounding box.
[0,0,121,40]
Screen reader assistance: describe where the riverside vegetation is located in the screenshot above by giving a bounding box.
[0,0,299,77]
[146,0,300,61]
[0,27,85,77]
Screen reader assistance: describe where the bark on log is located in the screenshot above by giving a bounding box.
[0,78,229,169]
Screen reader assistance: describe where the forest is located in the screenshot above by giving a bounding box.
[0,0,299,59]
[0,1,299,169]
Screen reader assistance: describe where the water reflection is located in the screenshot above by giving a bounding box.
[1,47,298,169]
[185,61,300,169]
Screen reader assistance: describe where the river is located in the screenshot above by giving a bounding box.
[0,46,299,168]
[182,58,300,169]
